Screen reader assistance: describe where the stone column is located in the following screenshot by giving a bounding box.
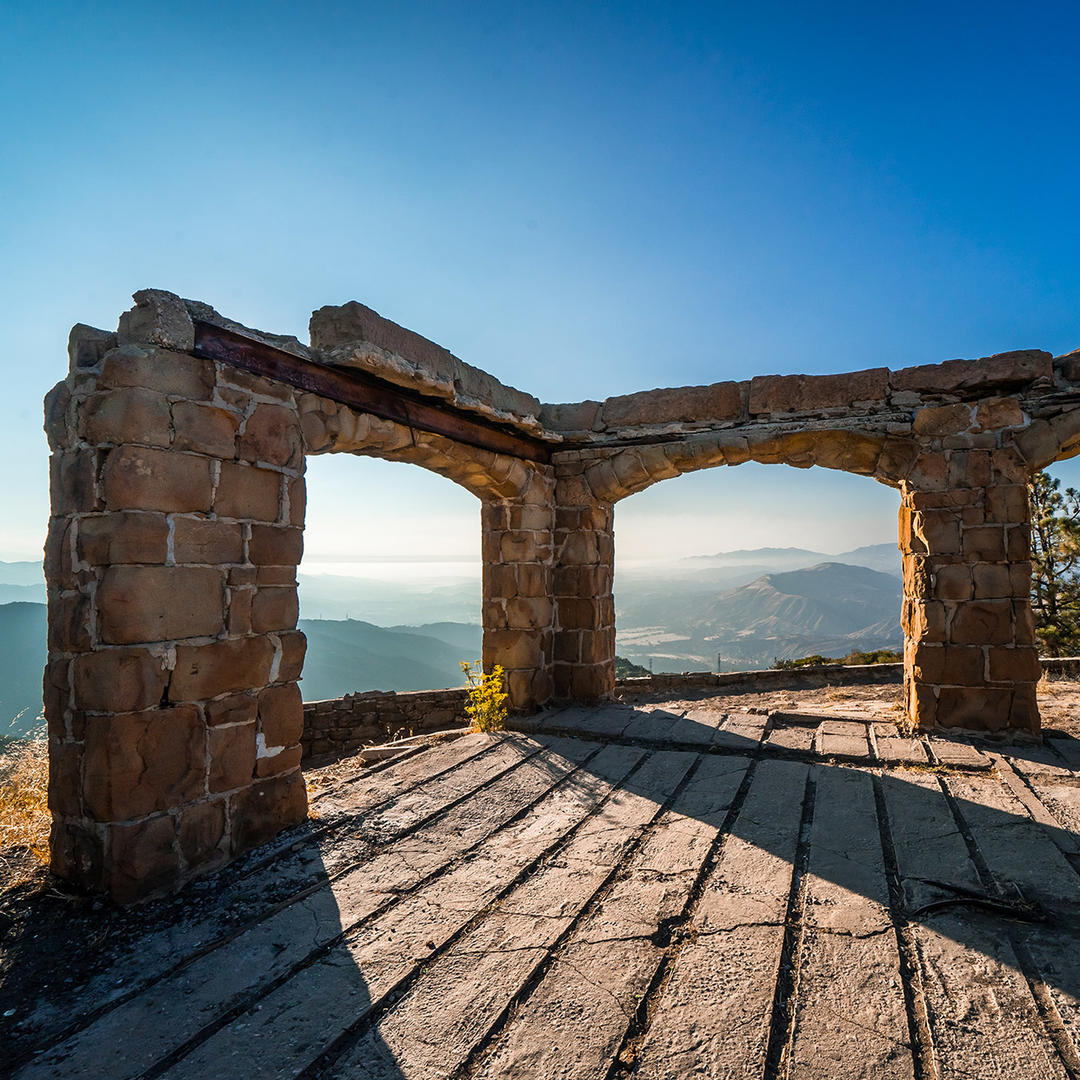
[551,463,616,702]
[44,292,308,902]
[480,491,555,711]
[900,445,1039,734]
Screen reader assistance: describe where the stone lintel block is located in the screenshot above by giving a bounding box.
[539,401,602,432]
[98,565,225,644]
[228,770,307,856]
[117,289,195,352]
[178,799,227,871]
[600,382,743,429]
[172,401,240,458]
[216,462,282,522]
[101,345,214,400]
[74,647,168,712]
[83,705,204,820]
[77,511,169,565]
[170,636,277,702]
[891,349,1053,395]
[209,722,257,792]
[237,403,302,469]
[249,524,303,567]
[935,686,1013,731]
[748,369,888,414]
[173,516,244,565]
[948,599,1014,646]
[102,445,212,513]
[258,682,303,746]
[107,814,180,904]
[83,387,172,448]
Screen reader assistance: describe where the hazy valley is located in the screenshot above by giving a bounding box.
[0,544,901,737]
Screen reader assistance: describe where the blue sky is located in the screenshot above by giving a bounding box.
[2,1,1078,565]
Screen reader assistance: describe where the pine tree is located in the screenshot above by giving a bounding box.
[1029,470,1080,656]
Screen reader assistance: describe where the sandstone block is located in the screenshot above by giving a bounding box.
[975,397,1025,431]
[988,646,1041,683]
[172,401,239,458]
[227,587,253,635]
[601,382,743,429]
[68,323,118,371]
[249,524,303,566]
[51,450,101,515]
[252,586,299,632]
[170,636,276,701]
[986,485,1029,524]
[206,692,257,727]
[117,289,195,352]
[101,345,214,400]
[972,563,1013,599]
[74,648,168,712]
[102,446,212,513]
[569,662,615,701]
[83,388,171,448]
[505,596,553,630]
[287,475,306,526]
[277,630,307,682]
[43,659,71,741]
[540,401,601,432]
[902,554,931,597]
[933,564,971,601]
[935,687,1012,731]
[47,740,83,818]
[892,350,1053,394]
[1009,684,1040,732]
[209,722,257,792]
[83,706,204,820]
[749,369,888,414]
[949,599,1013,645]
[912,403,974,437]
[947,450,991,488]
[229,770,307,855]
[258,682,303,746]
[107,815,179,904]
[483,629,545,671]
[580,627,616,664]
[50,821,105,892]
[98,566,224,644]
[1006,525,1031,561]
[178,799,227,870]
[554,631,580,664]
[216,462,281,521]
[238,404,302,468]
[962,526,1005,561]
[910,510,961,555]
[256,745,303,778]
[44,381,73,452]
[77,511,169,565]
[173,516,244,564]
[48,589,92,652]
[903,600,946,642]
[557,597,605,632]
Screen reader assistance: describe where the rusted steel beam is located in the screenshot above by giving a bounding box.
[192,321,551,464]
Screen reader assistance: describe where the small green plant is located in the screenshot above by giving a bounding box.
[460,661,509,733]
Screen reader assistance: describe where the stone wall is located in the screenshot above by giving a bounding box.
[44,287,1080,900]
[302,688,468,761]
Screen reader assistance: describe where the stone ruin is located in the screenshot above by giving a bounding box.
[42,288,1080,900]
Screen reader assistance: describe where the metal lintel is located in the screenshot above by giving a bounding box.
[192,320,551,464]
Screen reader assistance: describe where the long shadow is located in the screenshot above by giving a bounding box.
[5,713,1080,1077]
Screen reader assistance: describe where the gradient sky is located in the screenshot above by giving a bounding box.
[2,1,1078,568]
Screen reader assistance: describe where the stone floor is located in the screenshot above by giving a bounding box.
[6,694,1080,1079]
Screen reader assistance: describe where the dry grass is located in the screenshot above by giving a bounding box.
[0,718,50,889]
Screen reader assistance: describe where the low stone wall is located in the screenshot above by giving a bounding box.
[302,687,469,761]
[614,663,906,699]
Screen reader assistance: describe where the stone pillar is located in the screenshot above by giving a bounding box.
[551,465,616,701]
[480,491,555,711]
[44,292,308,902]
[900,446,1039,734]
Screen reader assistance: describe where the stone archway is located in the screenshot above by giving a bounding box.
[43,289,1078,899]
